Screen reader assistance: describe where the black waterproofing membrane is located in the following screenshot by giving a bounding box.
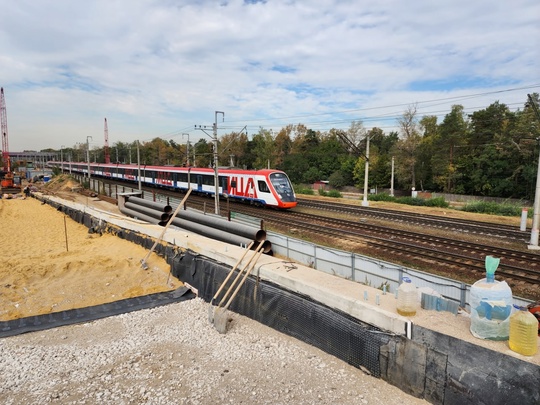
[171,251,393,378]
[171,251,540,405]
[0,287,194,338]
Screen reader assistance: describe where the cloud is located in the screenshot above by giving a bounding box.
[0,0,539,150]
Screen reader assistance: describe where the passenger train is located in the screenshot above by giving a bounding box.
[47,162,297,209]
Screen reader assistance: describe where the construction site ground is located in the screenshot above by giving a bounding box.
[0,180,181,322]
[0,178,434,404]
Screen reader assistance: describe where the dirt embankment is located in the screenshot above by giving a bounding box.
[0,178,181,321]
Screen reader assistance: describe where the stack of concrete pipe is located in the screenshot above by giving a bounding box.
[118,194,271,253]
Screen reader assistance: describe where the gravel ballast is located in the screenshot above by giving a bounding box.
[0,298,428,404]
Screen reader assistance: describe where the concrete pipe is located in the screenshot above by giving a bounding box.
[260,240,272,253]
[124,201,170,221]
[170,217,252,247]
[173,209,266,242]
[126,196,173,214]
[118,206,163,225]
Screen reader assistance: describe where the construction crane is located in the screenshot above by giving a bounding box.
[1,87,16,190]
[104,118,110,164]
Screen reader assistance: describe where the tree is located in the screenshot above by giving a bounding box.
[273,129,293,168]
[393,105,422,189]
[193,139,212,168]
[416,117,438,191]
[219,131,248,167]
[250,128,275,169]
[433,105,468,192]
[463,102,514,196]
[317,132,348,179]
[328,171,346,189]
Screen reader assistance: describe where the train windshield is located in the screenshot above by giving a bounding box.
[269,173,296,202]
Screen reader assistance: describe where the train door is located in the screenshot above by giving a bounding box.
[220,176,228,195]
[197,175,203,192]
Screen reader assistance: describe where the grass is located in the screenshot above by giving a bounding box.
[295,187,533,218]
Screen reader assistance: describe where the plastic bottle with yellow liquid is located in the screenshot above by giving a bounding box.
[509,306,538,356]
[397,277,417,317]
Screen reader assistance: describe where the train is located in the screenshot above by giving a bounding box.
[47,161,297,209]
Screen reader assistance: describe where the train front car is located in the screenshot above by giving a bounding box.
[267,170,297,209]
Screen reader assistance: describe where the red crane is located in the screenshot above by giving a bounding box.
[0,87,17,191]
[104,118,110,164]
[1,87,10,174]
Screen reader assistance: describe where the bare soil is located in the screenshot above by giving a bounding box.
[0,178,181,321]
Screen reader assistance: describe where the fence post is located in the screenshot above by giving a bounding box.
[460,283,467,308]
[351,253,355,282]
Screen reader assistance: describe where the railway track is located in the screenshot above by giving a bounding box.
[82,177,540,300]
[297,198,530,242]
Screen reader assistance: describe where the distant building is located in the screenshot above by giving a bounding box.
[313,180,329,191]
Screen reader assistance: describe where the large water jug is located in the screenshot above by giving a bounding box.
[509,306,538,356]
[470,279,513,340]
[397,277,417,317]
[470,256,513,340]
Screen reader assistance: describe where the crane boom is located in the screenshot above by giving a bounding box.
[1,87,10,173]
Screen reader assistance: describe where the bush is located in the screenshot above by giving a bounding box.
[461,201,527,217]
[316,188,342,198]
[294,185,314,195]
[395,196,425,206]
[371,195,449,208]
[423,197,450,208]
[368,193,396,202]
[326,189,342,198]
[328,171,346,189]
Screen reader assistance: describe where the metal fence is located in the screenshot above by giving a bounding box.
[264,230,532,309]
[83,177,532,309]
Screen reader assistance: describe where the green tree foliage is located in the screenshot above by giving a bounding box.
[328,171,346,189]
[59,93,539,200]
[219,131,249,167]
[392,105,422,190]
[249,128,276,169]
[432,105,468,192]
[417,117,438,191]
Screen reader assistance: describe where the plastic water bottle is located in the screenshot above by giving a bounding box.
[397,277,417,317]
[509,306,538,356]
[469,278,513,340]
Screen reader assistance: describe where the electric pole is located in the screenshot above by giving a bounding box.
[104,118,110,164]
[527,94,540,249]
[195,111,224,215]
[86,136,92,188]
[182,133,190,166]
[362,135,371,207]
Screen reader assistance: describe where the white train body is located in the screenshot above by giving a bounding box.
[48,162,297,209]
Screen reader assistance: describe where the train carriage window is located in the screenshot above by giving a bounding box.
[202,174,214,186]
[258,180,270,193]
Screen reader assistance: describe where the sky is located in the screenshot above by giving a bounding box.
[1,0,539,152]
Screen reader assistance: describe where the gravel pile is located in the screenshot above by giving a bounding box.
[0,298,427,405]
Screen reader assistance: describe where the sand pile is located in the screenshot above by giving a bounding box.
[0,195,182,321]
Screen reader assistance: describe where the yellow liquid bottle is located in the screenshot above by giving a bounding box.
[509,307,538,356]
[397,277,417,317]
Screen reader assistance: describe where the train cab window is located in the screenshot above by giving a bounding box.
[258,180,270,193]
[269,172,295,202]
[231,180,237,188]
